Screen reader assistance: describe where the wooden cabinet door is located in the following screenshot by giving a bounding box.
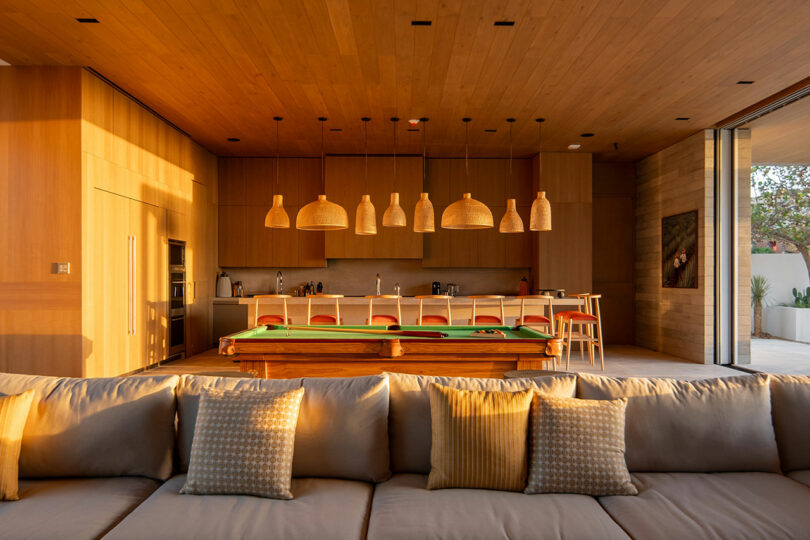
[130,199,167,370]
[218,206,246,266]
[89,189,131,377]
[187,181,214,354]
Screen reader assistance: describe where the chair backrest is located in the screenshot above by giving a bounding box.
[306,294,343,325]
[468,295,505,326]
[517,295,555,332]
[415,295,452,326]
[366,295,402,326]
[253,294,289,327]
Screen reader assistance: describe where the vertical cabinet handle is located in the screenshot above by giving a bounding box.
[131,235,136,336]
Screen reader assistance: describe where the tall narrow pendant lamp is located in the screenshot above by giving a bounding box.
[265,116,291,228]
[296,117,349,231]
[414,117,435,233]
[355,117,377,235]
[382,117,407,227]
[499,118,524,233]
[529,118,552,232]
[441,118,493,229]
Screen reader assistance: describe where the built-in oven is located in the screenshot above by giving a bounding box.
[168,240,186,359]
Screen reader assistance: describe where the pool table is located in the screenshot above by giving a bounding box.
[219,325,563,379]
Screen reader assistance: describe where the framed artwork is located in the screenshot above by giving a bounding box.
[662,210,698,288]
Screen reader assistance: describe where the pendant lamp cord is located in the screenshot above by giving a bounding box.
[509,121,513,182]
[320,118,326,191]
[537,120,542,181]
[364,119,368,192]
[465,121,469,178]
[392,118,397,182]
[275,118,280,191]
[422,121,427,183]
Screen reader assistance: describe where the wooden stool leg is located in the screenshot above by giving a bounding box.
[587,323,594,366]
[579,322,585,363]
[566,320,573,371]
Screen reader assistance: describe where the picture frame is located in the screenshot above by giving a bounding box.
[662,210,698,288]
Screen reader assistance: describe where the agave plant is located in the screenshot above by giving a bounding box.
[751,275,771,336]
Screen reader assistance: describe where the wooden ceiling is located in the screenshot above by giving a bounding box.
[747,94,810,165]
[1,0,810,160]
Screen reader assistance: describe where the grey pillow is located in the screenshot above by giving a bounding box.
[769,374,810,472]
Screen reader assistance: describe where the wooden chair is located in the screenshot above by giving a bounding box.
[253,294,292,327]
[415,295,453,325]
[467,295,505,325]
[306,294,344,325]
[555,293,604,371]
[515,295,555,334]
[365,295,402,325]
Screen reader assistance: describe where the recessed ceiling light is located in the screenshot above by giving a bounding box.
[494,21,515,26]
[484,129,497,133]
[675,117,690,121]
[76,17,99,23]
[580,133,594,137]
[411,20,432,26]
[329,128,342,132]
[737,80,755,85]
[568,144,581,150]
[407,128,419,132]
[226,137,240,142]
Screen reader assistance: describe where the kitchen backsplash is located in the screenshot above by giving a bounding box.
[221,260,531,297]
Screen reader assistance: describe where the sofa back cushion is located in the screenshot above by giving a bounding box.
[177,374,390,482]
[0,372,179,481]
[386,372,577,474]
[770,374,810,472]
[577,373,780,473]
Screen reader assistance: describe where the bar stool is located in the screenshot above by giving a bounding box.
[555,293,604,371]
[415,295,453,325]
[515,295,555,334]
[467,295,505,325]
[365,295,402,325]
[253,294,292,327]
[306,294,344,325]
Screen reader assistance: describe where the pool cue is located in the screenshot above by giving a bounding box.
[266,324,448,339]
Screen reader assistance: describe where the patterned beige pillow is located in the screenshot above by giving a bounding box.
[525,394,637,496]
[427,383,533,491]
[181,387,305,499]
[0,390,35,501]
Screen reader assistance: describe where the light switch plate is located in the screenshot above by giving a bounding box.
[52,262,71,275]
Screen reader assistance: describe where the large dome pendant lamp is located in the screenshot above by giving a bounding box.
[499,118,524,233]
[264,116,291,228]
[355,117,377,235]
[441,118,493,229]
[382,117,407,227]
[413,118,435,233]
[296,117,349,231]
[529,118,552,232]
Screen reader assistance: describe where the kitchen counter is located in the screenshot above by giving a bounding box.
[212,295,582,329]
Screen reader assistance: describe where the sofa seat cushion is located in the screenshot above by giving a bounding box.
[105,474,373,540]
[0,476,159,540]
[599,472,810,539]
[788,470,810,488]
[367,474,629,540]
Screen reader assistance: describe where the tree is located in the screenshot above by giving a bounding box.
[751,165,810,282]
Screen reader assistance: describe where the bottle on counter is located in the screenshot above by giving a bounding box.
[316,281,323,294]
[519,276,530,296]
[309,281,316,295]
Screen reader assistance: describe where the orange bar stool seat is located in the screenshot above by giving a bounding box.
[253,295,292,327]
[415,295,453,326]
[365,295,402,326]
[555,294,604,371]
[468,295,505,325]
[306,294,344,325]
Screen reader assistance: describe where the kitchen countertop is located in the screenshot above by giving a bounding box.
[213,295,581,305]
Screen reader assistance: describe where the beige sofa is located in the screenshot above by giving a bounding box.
[0,370,809,540]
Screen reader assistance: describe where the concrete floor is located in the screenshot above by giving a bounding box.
[747,338,810,375]
[142,345,739,380]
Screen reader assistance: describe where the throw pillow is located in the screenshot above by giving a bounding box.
[181,387,305,499]
[426,383,533,491]
[525,394,636,496]
[0,390,35,501]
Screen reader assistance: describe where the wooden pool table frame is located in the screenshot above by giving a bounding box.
[219,327,564,379]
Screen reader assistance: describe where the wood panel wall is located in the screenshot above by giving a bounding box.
[593,162,635,345]
[423,158,533,268]
[532,153,593,294]
[0,67,84,376]
[635,130,715,363]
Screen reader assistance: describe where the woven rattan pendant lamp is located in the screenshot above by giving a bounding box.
[441,118,493,229]
[499,118,524,233]
[296,117,349,231]
[382,117,406,227]
[355,117,377,235]
[265,117,291,228]
[529,118,552,232]
[414,118,435,233]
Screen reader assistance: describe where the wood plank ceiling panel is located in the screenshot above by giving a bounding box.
[1,0,809,160]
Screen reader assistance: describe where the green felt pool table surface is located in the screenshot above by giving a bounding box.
[226,325,554,341]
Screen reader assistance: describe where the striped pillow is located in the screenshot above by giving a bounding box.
[0,390,35,501]
[525,394,636,496]
[427,383,533,491]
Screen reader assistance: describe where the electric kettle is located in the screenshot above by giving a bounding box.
[216,271,233,298]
